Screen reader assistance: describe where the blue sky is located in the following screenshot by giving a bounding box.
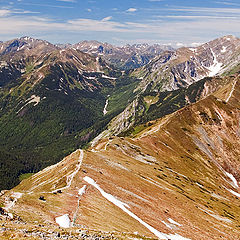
[0,0,240,46]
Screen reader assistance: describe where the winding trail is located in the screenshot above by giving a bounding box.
[72,185,87,226]
[52,149,84,193]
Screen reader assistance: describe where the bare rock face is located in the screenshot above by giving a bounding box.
[134,35,240,92]
[73,40,174,70]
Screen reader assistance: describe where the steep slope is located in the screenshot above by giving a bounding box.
[93,74,234,141]
[133,35,240,92]
[73,40,173,70]
[92,36,240,141]
[0,37,58,88]
[0,37,140,190]
[1,76,239,239]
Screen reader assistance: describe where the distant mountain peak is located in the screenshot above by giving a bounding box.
[73,40,174,70]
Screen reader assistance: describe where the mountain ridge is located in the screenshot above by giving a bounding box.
[1,74,239,239]
[0,34,239,192]
[90,35,240,145]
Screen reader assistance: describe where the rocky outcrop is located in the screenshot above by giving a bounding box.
[134,35,240,92]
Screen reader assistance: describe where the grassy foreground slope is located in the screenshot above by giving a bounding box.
[1,76,239,239]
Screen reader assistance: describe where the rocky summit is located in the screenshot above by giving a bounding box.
[0,35,240,240]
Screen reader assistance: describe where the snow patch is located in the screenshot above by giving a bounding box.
[84,176,130,209]
[207,49,222,77]
[226,79,237,102]
[84,176,191,240]
[85,76,96,80]
[55,214,71,228]
[221,46,227,53]
[8,213,13,219]
[101,74,116,80]
[26,95,41,106]
[189,48,196,53]
[215,109,223,121]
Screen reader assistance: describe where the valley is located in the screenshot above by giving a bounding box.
[0,35,240,239]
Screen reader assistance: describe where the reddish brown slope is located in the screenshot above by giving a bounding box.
[1,77,240,239]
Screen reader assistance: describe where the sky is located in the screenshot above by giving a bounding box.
[0,0,240,46]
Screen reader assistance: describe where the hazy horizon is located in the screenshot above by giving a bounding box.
[0,0,239,47]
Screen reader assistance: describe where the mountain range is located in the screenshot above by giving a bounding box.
[71,40,174,70]
[0,35,239,239]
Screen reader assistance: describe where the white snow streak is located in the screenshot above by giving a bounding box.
[84,176,191,240]
[103,99,109,115]
[225,172,239,188]
[168,218,182,227]
[215,109,223,121]
[227,189,240,198]
[199,207,232,223]
[101,74,116,80]
[162,220,173,229]
[207,49,222,77]
[226,79,237,102]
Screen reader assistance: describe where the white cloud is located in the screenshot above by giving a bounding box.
[0,10,11,17]
[126,8,137,12]
[112,36,172,46]
[20,3,74,9]
[57,0,76,2]
[191,42,202,47]
[169,6,240,14]
[214,1,240,7]
[176,42,185,47]
[0,6,239,46]
[102,16,112,21]
[87,8,92,12]
[163,15,237,19]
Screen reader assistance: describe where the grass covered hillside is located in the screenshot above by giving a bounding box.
[0,38,140,190]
